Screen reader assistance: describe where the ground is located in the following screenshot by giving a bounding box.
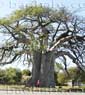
[0,90,85,95]
[0,85,85,95]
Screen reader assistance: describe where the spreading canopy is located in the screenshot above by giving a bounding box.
[0,6,85,71]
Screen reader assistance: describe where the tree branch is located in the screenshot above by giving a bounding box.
[0,54,18,65]
[55,51,85,72]
[52,22,61,42]
[49,35,72,51]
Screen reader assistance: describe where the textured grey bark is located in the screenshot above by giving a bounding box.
[27,51,42,86]
[27,51,55,87]
[40,51,55,87]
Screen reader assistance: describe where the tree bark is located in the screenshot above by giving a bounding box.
[27,51,55,87]
[26,51,42,87]
[40,51,55,87]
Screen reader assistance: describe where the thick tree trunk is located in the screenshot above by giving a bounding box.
[26,51,42,87]
[27,51,55,87]
[40,51,55,87]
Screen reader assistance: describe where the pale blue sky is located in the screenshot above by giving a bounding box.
[0,0,85,18]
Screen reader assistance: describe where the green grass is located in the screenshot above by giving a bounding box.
[0,84,24,90]
[0,84,84,92]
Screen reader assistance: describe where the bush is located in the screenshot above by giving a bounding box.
[5,68,22,84]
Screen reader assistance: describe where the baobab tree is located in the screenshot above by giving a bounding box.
[0,6,85,87]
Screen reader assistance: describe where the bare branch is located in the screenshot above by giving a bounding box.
[2,25,18,40]
[52,22,61,42]
[55,51,85,71]
[0,54,18,65]
[49,35,72,51]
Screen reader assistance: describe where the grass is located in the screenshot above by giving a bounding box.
[0,84,24,90]
[0,84,85,92]
[56,86,85,92]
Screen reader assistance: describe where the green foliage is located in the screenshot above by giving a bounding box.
[0,18,11,25]
[57,67,85,85]
[29,38,40,52]
[5,68,22,84]
[24,6,46,16]
[80,72,85,83]
[0,68,32,84]
[10,9,25,20]
[68,67,85,83]
[54,72,59,85]
[0,6,51,25]
[68,67,78,80]
[22,69,31,76]
[9,6,51,21]
[57,72,68,85]
[0,69,6,83]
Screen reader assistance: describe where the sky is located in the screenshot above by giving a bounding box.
[0,0,85,18]
[0,0,85,70]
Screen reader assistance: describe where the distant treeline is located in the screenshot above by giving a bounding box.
[0,68,31,84]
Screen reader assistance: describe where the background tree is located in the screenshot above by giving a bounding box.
[5,68,22,84]
[21,69,31,84]
[54,62,64,85]
[0,69,6,84]
[57,72,69,85]
[68,67,85,84]
[0,6,85,87]
[22,69,31,76]
[57,67,85,86]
